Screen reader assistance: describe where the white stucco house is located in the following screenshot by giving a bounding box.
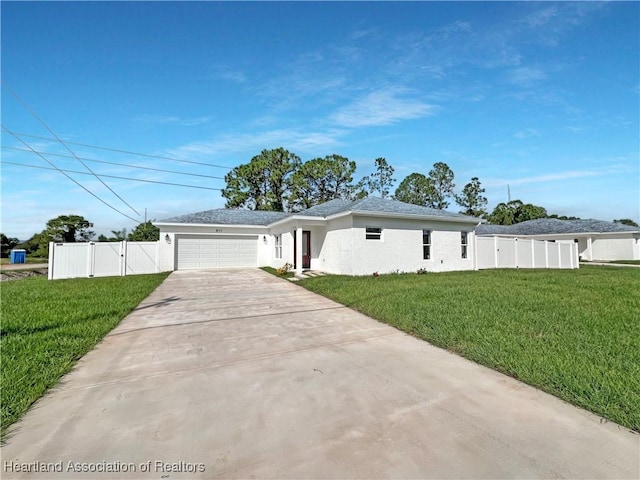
[475,218,640,261]
[155,197,483,275]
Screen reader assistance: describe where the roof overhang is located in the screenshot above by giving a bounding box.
[267,215,328,228]
[156,222,270,229]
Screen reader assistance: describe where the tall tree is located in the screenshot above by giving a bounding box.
[222,148,301,211]
[488,200,548,225]
[454,177,488,217]
[488,202,517,225]
[427,162,455,209]
[1,233,20,258]
[128,221,159,241]
[363,157,395,198]
[45,215,94,242]
[514,203,547,223]
[288,155,357,210]
[19,232,50,258]
[394,173,435,206]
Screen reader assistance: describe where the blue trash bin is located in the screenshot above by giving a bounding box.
[10,249,26,264]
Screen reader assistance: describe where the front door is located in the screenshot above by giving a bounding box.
[293,230,311,270]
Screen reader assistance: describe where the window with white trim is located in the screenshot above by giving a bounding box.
[365,227,382,240]
[274,234,282,259]
[461,231,469,259]
[422,229,431,260]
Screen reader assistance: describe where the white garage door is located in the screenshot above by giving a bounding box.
[177,235,258,270]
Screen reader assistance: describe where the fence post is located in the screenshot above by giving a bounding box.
[87,242,95,278]
[155,241,160,273]
[48,242,54,280]
[514,238,519,268]
[557,242,561,268]
[122,240,128,277]
[494,236,499,268]
[545,241,549,268]
[531,239,535,268]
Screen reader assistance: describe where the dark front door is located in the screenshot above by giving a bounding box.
[302,231,311,269]
[294,230,311,270]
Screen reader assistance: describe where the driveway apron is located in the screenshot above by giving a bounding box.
[2,269,638,479]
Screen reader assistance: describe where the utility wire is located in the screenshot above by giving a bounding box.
[1,81,141,217]
[5,131,232,170]
[2,146,226,180]
[2,125,140,223]
[1,160,224,191]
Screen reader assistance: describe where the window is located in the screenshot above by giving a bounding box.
[366,227,382,240]
[461,231,468,259]
[274,235,282,259]
[422,229,431,260]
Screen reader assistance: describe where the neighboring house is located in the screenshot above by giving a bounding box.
[156,197,483,275]
[476,218,640,261]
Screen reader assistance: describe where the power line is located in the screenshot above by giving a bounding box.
[2,146,226,180]
[1,160,224,191]
[2,81,141,217]
[2,125,140,223]
[5,131,233,170]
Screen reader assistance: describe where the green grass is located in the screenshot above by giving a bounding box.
[298,266,640,432]
[0,272,170,439]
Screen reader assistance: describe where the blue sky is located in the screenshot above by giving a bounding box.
[2,1,638,240]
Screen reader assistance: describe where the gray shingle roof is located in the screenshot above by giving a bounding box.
[159,197,482,226]
[302,197,480,221]
[300,199,354,217]
[476,218,639,236]
[159,209,290,226]
[349,196,479,220]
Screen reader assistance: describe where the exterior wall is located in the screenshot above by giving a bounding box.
[592,235,640,261]
[344,216,475,275]
[158,224,268,271]
[266,226,293,269]
[316,216,353,275]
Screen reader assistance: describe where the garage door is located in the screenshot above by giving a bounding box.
[177,235,258,270]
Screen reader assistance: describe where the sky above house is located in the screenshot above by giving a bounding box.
[1,1,638,240]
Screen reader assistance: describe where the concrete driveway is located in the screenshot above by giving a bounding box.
[3,269,638,479]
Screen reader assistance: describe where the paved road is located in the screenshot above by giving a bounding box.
[3,269,638,479]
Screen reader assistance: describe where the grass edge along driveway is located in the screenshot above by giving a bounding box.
[1,272,170,440]
[298,266,640,432]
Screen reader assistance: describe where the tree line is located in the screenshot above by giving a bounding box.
[222,148,489,215]
[222,147,639,227]
[1,216,160,258]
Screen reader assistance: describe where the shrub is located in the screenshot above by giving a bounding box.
[276,263,294,276]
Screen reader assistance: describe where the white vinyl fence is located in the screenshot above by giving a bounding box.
[476,237,579,270]
[48,241,161,280]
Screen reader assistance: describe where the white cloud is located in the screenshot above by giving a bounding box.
[133,114,212,126]
[209,65,247,83]
[506,66,547,86]
[485,164,635,188]
[330,88,436,128]
[513,128,540,139]
[164,128,348,161]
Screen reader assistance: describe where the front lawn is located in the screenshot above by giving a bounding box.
[0,273,170,440]
[298,266,640,432]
